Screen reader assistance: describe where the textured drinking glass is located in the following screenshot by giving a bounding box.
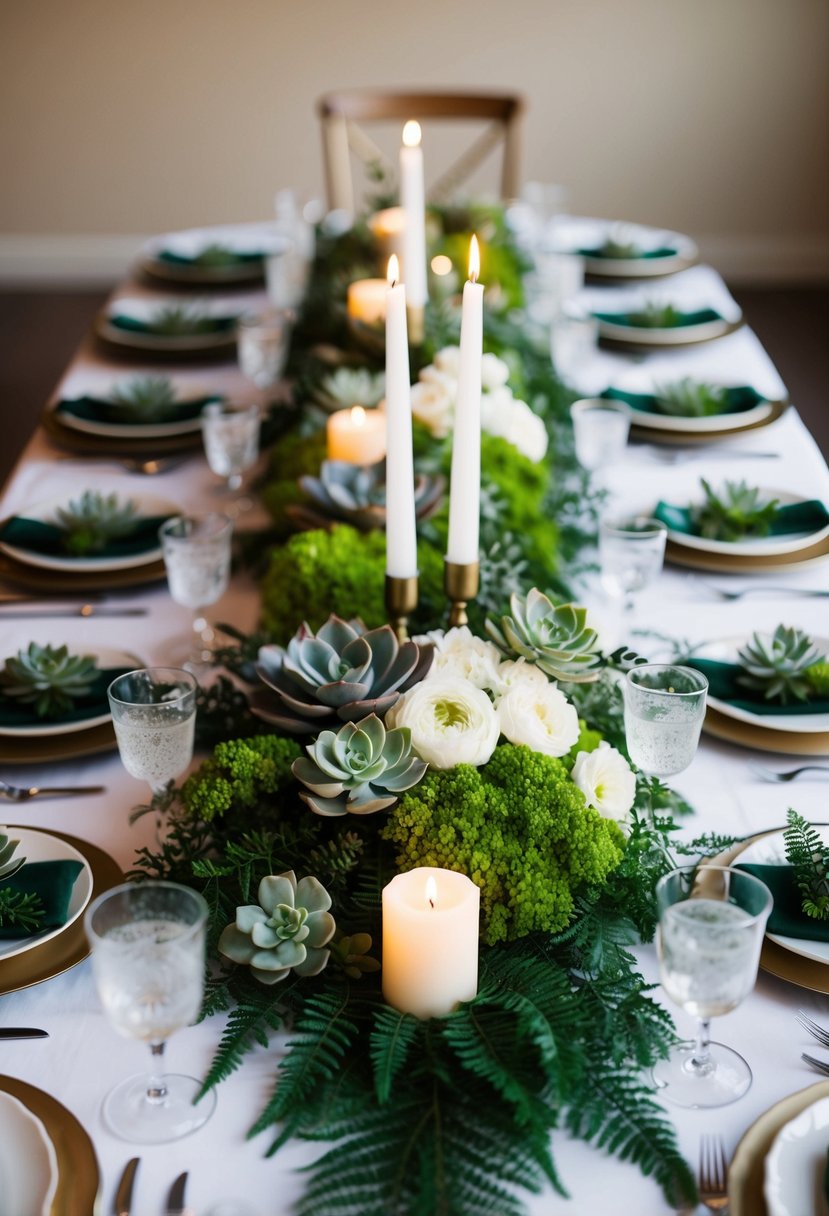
[623,664,708,778]
[570,399,630,472]
[599,515,666,616]
[551,312,600,385]
[201,402,261,493]
[85,881,216,1141]
[655,865,772,1107]
[107,668,197,798]
[159,514,233,666]
[237,309,293,391]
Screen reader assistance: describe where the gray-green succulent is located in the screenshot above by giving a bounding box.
[291,460,444,532]
[486,589,602,683]
[0,831,25,883]
[218,871,335,985]
[55,490,139,556]
[293,713,427,816]
[252,615,433,733]
[692,479,779,542]
[109,375,179,421]
[312,367,386,413]
[147,303,219,335]
[0,643,99,718]
[737,625,824,704]
[626,301,682,329]
[653,378,729,418]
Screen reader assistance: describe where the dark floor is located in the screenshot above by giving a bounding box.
[0,287,827,490]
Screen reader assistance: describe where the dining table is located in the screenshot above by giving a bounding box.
[1,220,828,1215]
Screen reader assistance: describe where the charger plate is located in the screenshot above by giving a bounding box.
[0,1089,58,1214]
[0,720,116,764]
[666,531,829,575]
[703,704,829,756]
[0,1076,101,1216]
[630,396,788,445]
[729,1080,829,1216]
[0,828,123,996]
[41,408,204,457]
[0,550,166,592]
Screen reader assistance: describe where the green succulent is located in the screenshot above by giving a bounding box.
[109,375,178,421]
[737,625,824,704]
[653,378,729,418]
[218,871,335,985]
[252,615,434,733]
[486,589,602,683]
[54,490,139,556]
[313,367,386,412]
[292,713,427,816]
[805,661,829,697]
[292,460,444,532]
[0,831,25,883]
[192,242,243,267]
[598,235,642,260]
[692,479,780,542]
[626,301,682,329]
[147,303,218,335]
[328,932,381,979]
[0,643,98,718]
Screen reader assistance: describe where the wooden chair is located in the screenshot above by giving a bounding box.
[317,90,525,214]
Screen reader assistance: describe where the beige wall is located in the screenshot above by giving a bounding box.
[1,0,828,280]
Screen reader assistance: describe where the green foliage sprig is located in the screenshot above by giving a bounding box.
[783,808,829,920]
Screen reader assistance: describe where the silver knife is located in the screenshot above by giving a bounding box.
[0,606,148,619]
[166,1171,188,1214]
[0,1027,49,1039]
[113,1157,140,1216]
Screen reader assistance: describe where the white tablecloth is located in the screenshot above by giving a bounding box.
[1,259,828,1214]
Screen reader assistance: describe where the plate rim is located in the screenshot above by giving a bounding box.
[0,1088,59,1215]
[662,489,829,558]
[737,827,829,964]
[627,397,777,434]
[0,645,143,738]
[597,313,743,347]
[0,827,93,963]
[763,1092,829,1216]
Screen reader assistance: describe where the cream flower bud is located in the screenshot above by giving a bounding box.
[426,626,502,693]
[497,681,580,758]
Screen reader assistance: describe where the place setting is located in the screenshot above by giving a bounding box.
[95,293,247,356]
[138,220,289,286]
[548,215,699,280]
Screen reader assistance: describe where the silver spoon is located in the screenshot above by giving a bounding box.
[0,779,105,801]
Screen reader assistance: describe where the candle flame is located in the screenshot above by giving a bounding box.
[351,405,366,427]
[402,120,422,148]
[425,876,437,909]
[468,234,480,283]
[387,254,400,287]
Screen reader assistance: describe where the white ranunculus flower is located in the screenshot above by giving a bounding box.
[497,682,580,758]
[480,392,548,462]
[410,378,454,438]
[481,352,511,391]
[492,658,551,700]
[426,626,502,693]
[418,365,458,395]
[571,742,636,827]
[432,345,461,377]
[386,676,500,769]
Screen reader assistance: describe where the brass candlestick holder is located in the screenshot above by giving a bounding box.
[407,304,425,347]
[444,560,479,628]
[385,574,419,642]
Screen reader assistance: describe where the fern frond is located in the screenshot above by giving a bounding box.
[371,1006,420,1103]
[784,808,829,920]
[199,985,287,1097]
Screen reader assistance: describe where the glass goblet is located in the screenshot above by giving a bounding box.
[655,865,772,1107]
[237,308,293,396]
[551,311,600,386]
[201,402,261,497]
[107,668,197,799]
[570,398,630,475]
[623,663,708,779]
[159,513,233,668]
[85,880,216,1142]
[599,515,666,618]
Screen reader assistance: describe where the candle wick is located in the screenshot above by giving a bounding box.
[469,271,478,284]
[429,898,435,909]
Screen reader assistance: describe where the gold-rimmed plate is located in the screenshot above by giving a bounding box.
[0,1076,101,1216]
[0,720,116,764]
[729,1080,829,1216]
[631,396,788,445]
[0,828,123,996]
[597,314,744,350]
[0,550,166,593]
[41,407,204,458]
[703,703,829,756]
[666,531,829,575]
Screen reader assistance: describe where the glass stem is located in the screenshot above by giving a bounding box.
[688,1017,714,1075]
[146,1041,168,1104]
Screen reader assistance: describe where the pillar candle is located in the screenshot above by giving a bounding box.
[326,405,387,464]
[347,278,387,326]
[384,255,418,579]
[400,120,428,309]
[382,867,480,1019]
[446,235,483,564]
[368,206,406,264]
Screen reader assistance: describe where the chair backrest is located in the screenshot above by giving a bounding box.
[317,89,525,214]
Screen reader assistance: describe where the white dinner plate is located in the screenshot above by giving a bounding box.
[53,386,218,440]
[662,489,829,558]
[0,828,93,963]
[739,828,829,966]
[0,1091,59,1216]
[595,311,742,347]
[695,634,829,734]
[143,221,287,263]
[0,492,177,573]
[551,216,698,279]
[764,1093,829,1216]
[0,645,141,737]
[626,395,776,434]
[97,295,244,352]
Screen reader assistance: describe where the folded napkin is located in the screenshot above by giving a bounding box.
[0,514,170,560]
[0,666,132,728]
[592,307,724,329]
[0,859,84,939]
[684,657,829,716]
[157,247,263,266]
[56,394,220,426]
[578,244,678,261]
[654,499,829,538]
[108,314,237,336]
[736,862,829,940]
[601,385,767,417]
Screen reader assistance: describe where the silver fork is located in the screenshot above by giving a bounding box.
[801,1051,829,1076]
[0,778,105,801]
[703,583,829,601]
[797,1010,829,1047]
[750,763,829,783]
[698,1133,729,1213]
[641,446,779,466]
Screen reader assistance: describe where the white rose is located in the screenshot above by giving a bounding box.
[497,682,580,758]
[432,346,461,377]
[481,392,548,462]
[387,676,500,769]
[571,742,636,827]
[410,378,454,439]
[481,352,510,391]
[492,658,551,700]
[426,626,502,693]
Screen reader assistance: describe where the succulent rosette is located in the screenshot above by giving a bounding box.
[487,589,602,683]
[293,713,427,816]
[386,676,500,769]
[0,642,98,719]
[218,871,335,985]
[292,460,444,532]
[497,680,580,758]
[571,742,637,827]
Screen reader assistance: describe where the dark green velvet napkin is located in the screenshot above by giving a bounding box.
[56,394,221,426]
[157,248,263,267]
[737,862,829,940]
[654,499,829,538]
[0,514,170,560]
[108,314,236,336]
[579,245,677,261]
[601,385,766,417]
[0,860,85,939]
[0,666,132,728]
[684,657,829,716]
[592,307,724,329]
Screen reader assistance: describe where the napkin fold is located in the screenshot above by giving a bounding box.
[0,514,170,560]
[108,314,236,336]
[578,244,678,261]
[684,657,829,716]
[0,666,133,728]
[654,499,829,538]
[56,394,220,426]
[736,862,829,940]
[601,385,767,417]
[0,859,84,939]
[592,307,724,329]
[157,248,263,266]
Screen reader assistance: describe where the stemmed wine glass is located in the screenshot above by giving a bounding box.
[599,515,667,619]
[159,513,233,669]
[237,308,293,398]
[107,668,197,800]
[201,402,261,508]
[623,663,708,779]
[84,880,216,1141]
[655,865,772,1107]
